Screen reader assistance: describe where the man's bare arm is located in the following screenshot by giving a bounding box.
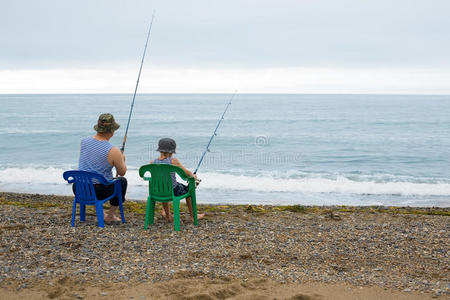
[108,147,127,176]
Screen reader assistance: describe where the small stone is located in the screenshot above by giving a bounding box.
[100,292,108,296]
[403,288,411,292]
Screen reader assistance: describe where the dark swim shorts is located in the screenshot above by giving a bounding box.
[173,182,189,196]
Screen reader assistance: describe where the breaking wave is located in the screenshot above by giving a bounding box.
[1,167,450,197]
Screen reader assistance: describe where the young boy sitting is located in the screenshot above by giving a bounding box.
[150,138,205,222]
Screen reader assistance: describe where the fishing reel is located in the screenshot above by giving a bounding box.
[195,178,202,187]
[193,172,201,187]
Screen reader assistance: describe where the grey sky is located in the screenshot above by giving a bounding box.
[2,0,450,70]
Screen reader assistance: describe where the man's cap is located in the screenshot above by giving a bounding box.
[157,138,176,153]
[94,113,120,133]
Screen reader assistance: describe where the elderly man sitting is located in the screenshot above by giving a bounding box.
[75,113,127,223]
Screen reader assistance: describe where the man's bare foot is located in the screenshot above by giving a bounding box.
[104,214,121,222]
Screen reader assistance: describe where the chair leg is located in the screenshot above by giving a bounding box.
[116,181,125,224]
[96,203,105,228]
[80,204,86,222]
[119,200,125,224]
[145,197,155,230]
[150,199,155,224]
[72,201,77,227]
[173,199,180,231]
[191,193,198,226]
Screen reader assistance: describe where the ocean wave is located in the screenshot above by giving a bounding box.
[0,167,68,185]
[1,167,450,197]
[195,172,450,196]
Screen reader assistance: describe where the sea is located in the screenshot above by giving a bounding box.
[0,93,449,207]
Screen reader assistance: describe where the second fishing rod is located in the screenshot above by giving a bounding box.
[194,91,237,186]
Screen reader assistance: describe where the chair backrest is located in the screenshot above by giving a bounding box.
[63,170,110,202]
[139,164,188,200]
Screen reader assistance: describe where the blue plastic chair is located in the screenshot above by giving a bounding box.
[63,170,125,227]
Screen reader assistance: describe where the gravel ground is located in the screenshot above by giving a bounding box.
[0,192,449,298]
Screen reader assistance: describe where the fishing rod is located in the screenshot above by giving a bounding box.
[120,11,156,153]
[194,91,237,185]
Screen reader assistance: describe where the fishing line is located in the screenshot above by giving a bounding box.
[194,91,237,185]
[121,11,156,153]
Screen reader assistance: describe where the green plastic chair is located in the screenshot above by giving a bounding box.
[139,164,198,231]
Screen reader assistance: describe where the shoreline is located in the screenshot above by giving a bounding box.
[1,191,449,214]
[1,192,449,299]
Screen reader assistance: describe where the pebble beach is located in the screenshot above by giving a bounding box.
[0,192,449,299]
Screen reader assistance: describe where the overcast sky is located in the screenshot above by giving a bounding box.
[1,0,449,93]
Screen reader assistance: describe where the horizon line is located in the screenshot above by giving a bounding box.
[1,92,449,96]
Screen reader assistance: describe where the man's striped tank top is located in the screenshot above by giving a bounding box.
[78,136,113,181]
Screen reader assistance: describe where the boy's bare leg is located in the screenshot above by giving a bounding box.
[161,203,172,222]
[186,197,205,221]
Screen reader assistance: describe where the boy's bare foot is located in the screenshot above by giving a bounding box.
[194,213,205,221]
[161,209,172,222]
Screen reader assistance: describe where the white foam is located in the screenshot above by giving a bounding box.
[196,172,450,196]
[0,167,68,185]
[1,167,450,197]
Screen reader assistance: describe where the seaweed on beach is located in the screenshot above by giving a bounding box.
[1,193,449,216]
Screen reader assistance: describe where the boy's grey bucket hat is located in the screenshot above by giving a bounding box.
[157,138,176,153]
